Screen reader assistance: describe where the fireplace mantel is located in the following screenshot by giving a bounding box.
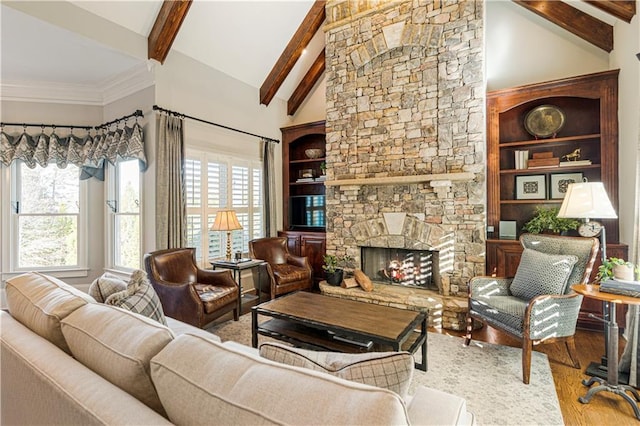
[324,172,475,188]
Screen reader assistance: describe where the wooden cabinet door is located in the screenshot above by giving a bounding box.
[301,234,327,285]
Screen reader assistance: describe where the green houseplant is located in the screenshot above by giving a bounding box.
[322,254,355,286]
[597,257,640,282]
[521,206,580,235]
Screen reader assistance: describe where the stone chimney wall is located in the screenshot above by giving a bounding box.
[323,0,486,296]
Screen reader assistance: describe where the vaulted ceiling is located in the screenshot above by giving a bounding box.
[0,1,635,114]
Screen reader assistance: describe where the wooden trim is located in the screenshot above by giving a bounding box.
[287,49,325,116]
[259,0,326,106]
[513,0,613,52]
[148,0,192,64]
[324,173,475,187]
[585,0,636,23]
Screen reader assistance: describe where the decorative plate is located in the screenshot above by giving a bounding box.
[524,105,566,138]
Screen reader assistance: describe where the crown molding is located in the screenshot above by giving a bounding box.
[0,80,104,105]
[0,62,155,106]
[100,62,155,105]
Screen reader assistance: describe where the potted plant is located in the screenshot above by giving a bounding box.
[597,257,639,282]
[521,206,580,235]
[322,254,355,286]
[320,162,326,176]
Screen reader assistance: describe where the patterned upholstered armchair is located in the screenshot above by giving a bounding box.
[464,234,599,384]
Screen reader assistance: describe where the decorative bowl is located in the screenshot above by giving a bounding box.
[305,148,324,159]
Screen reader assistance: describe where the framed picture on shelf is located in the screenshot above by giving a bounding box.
[550,172,583,199]
[515,175,546,200]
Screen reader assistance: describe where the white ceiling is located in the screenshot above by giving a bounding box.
[1,0,323,102]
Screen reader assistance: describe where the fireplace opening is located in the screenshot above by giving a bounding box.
[360,246,440,290]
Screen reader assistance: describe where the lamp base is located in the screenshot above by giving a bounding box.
[225,231,232,261]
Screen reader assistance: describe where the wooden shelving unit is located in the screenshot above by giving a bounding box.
[280,121,327,287]
[485,70,627,330]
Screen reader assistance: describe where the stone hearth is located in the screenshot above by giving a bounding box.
[320,282,468,331]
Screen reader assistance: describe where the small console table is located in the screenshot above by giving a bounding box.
[211,259,266,313]
[572,284,640,419]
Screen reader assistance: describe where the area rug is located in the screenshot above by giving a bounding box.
[208,315,563,426]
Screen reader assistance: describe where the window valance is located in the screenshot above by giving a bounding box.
[0,122,146,180]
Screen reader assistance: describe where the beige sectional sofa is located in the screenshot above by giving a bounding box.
[1,272,474,425]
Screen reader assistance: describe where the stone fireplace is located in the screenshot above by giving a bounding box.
[320,1,486,330]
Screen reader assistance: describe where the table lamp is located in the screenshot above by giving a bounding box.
[210,210,243,261]
[557,181,617,260]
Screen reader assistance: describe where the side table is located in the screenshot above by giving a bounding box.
[211,259,266,314]
[572,284,640,419]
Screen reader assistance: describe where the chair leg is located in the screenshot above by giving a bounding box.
[233,307,239,321]
[463,313,473,346]
[522,338,532,384]
[565,336,581,369]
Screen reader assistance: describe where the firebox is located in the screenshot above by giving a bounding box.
[360,246,440,290]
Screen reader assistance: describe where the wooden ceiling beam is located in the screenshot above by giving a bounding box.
[259,0,326,106]
[287,49,325,116]
[584,0,636,23]
[514,0,613,52]
[148,0,192,64]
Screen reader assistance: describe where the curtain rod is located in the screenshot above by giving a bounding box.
[153,105,279,144]
[0,109,144,131]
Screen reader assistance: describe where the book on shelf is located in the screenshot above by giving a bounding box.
[514,150,529,169]
[296,178,315,183]
[559,160,592,167]
[315,175,327,181]
[527,157,559,168]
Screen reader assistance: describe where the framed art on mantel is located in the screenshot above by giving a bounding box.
[515,175,546,200]
[550,172,583,199]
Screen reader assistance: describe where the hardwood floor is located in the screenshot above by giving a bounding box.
[439,324,638,425]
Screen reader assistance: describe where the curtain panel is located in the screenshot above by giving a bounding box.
[155,114,186,250]
[0,123,146,180]
[262,138,277,237]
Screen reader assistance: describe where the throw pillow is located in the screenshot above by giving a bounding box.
[88,272,127,303]
[105,270,167,325]
[510,248,579,300]
[259,342,413,398]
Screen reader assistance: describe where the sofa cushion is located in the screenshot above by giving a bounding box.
[151,334,409,425]
[406,386,475,426]
[510,248,578,300]
[61,303,174,416]
[259,342,414,398]
[88,272,127,303]
[104,270,167,325]
[5,272,95,354]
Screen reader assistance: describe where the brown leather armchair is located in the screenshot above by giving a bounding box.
[249,237,312,300]
[144,248,239,328]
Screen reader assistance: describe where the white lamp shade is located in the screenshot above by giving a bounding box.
[210,210,243,231]
[557,182,617,219]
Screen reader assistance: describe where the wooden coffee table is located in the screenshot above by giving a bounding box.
[251,291,428,371]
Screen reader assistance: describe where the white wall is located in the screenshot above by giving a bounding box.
[153,51,289,236]
[485,1,610,91]
[610,8,640,260]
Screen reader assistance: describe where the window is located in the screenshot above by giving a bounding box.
[107,159,141,271]
[185,151,263,265]
[10,162,87,271]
